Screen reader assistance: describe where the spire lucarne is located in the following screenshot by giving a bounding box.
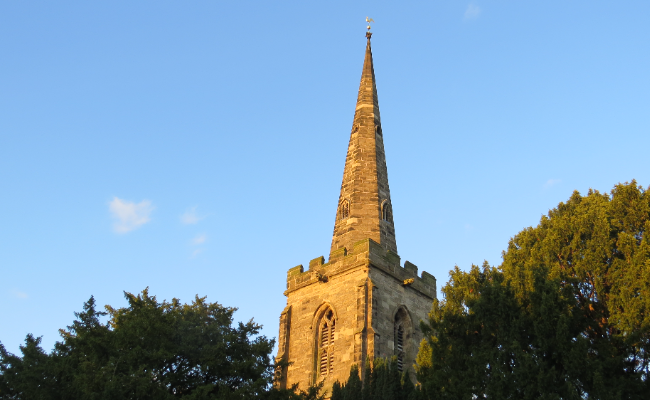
[330,31,397,259]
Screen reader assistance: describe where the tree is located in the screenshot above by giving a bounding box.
[332,358,419,400]
[416,181,650,399]
[1,290,321,399]
[0,334,59,400]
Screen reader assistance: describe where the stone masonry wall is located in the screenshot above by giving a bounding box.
[368,267,434,375]
[276,239,436,395]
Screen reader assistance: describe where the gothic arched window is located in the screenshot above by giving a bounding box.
[376,125,382,136]
[381,200,393,223]
[317,309,336,377]
[338,199,350,220]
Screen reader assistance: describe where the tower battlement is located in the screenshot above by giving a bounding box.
[285,238,436,299]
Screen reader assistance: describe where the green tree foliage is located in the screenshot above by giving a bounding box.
[0,335,58,399]
[332,358,420,400]
[417,181,650,399]
[0,290,321,400]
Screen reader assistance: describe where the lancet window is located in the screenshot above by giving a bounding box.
[381,201,393,223]
[338,199,350,220]
[376,125,383,136]
[317,309,336,377]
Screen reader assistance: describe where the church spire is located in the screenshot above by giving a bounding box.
[330,31,397,259]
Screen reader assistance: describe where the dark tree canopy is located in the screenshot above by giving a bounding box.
[416,181,650,399]
[331,358,420,400]
[0,290,320,400]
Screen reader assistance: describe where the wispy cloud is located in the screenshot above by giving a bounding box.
[544,179,562,189]
[192,234,207,245]
[189,234,206,258]
[12,289,28,299]
[464,3,481,20]
[180,206,206,225]
[109,197,154,233]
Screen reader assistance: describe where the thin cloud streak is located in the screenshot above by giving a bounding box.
[544,179,562,189]
[465,3,481,20]
[180,206,206,225]
[109,197,154,233]
[192,234,207,245]
[11,290,28,299]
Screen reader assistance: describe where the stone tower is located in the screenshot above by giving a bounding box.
[275,32,436,393]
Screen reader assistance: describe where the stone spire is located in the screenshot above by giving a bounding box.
[330,32,397,259]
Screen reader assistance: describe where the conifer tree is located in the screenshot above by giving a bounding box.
[416,181,650,399]
[330,380,343,400]
[361,358,373,400]
[343,365,362,400]
[0,335,59,400]
[385,357,402,400]
[335,358,422,400]
[0,290,324,399]
[400,371,417,400]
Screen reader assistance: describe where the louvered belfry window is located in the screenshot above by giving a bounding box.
[394,308,410,373]
[396,325,404,371]
[318,309,336,376]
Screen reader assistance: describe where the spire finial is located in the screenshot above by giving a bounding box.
[365,16,374,39]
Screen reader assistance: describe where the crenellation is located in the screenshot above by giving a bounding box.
[404,261,418,276]
[287,265,304,278]
[386,250,400,268]
[309,256,325,270]
[285,239,436,300]
[329,247,347,263]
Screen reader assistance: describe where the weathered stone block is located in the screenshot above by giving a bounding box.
[309,256,325,270]
[421,271,437,291]
[386,250,400,267]
[288,265,304,277]
[404,261,418,276]
[329,247,347,263]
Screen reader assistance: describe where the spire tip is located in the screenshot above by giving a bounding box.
[365,16,374,38]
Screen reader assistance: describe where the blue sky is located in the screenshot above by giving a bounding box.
[1,1,648,355]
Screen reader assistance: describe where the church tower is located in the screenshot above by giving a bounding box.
[276,31,436,393]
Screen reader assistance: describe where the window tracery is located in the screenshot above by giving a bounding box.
[338,199,350,220]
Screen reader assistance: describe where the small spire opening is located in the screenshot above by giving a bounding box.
[338,199,350,220]
[381,200,393,223]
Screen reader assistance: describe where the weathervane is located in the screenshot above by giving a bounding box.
[366,16,374,31]
[366,16,374,39]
